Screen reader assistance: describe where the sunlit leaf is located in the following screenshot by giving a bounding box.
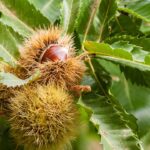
[28,0,61,23]
[0,70,40,87]
[0,45,17,67]
[62,0,80,33]
[84,41,150,87]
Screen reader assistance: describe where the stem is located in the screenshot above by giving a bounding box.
[83,0,101,42]
[82,49,108,96]
[115,16,124,32]
[76,52,88,60]
[97,0,111,42]
[81,0,109,96]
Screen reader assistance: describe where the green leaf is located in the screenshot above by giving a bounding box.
[113,48,132,60]
[110,14,142,36]
[84,59,112,94]
[0,70,40,87]
[1,0,50,29]
[140,21,150,34]
[76,0,117,41]
[98,59,150,138]
[80,93,143,150]
[118,0,150,22]
[0,23,19,58]
[98,0,117,23]
[142,130,150,150]
[145,55,150,65]
[111,41,149,62]
[111,41,134,52]
[84,41,132,60]
[0,2,33,37]
[62,0,80,33]
[105,35,150,51]
[84,41,150,65]
[84,41,113,55]
[84,41,150,87]
[80,58,143,149]
[0,45,17,67]
[98,0,117,41]
[28,0,61,23]
[75,0,101,40]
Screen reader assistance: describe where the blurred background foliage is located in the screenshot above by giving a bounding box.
[1,0,150,149]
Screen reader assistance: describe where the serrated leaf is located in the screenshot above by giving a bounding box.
[111,41,149,62]
[84,41,113,54]
[80,58,143,149]
[98,59,150,138]
[75,0,101,40]
[1,0,50,29]
[0,23,19,58]
[113,48,132,60]
[84,41,150,71]
[111,41,134,52]
[28,0,61,23]
[0,2,33,37]
[0,70,40,87]
[113,79,150,137]
[84,41,150,87]
[80,94,143,150]
[118,0,150,22]
[98,0,117,41]
[105,35,150,51]
[110,14,142,36]
[0,45,17,67]
[84,41,132,60]
[62,0,80,33]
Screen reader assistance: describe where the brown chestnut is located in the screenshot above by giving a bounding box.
[41,45,68,62]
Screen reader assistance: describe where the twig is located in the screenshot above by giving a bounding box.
[83,0,101,42]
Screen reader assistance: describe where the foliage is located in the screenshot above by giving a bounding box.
[1,0,150,149]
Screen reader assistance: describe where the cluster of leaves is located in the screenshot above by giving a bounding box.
[1,0,150,149]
